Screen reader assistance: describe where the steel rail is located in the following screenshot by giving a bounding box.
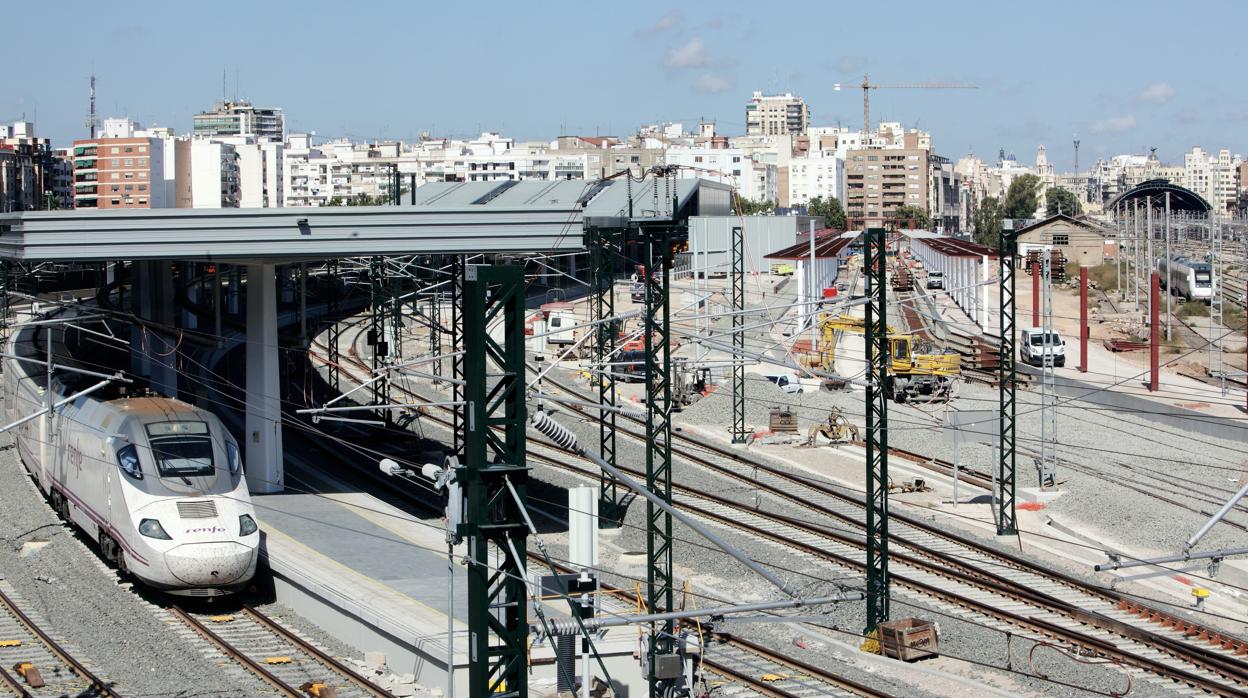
[703,633,894,698]
[241,605,395,697]
[0,586,118,697]
[169,605,302,697]
[321,313,1248,695]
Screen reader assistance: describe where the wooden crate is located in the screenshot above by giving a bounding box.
[878,618,939,661]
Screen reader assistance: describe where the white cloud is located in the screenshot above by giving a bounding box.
[691,72,734,93]
[1137,82,1176,105]
[665,37,709,69]
[635,11,683,38]
[1090,115,1136,134]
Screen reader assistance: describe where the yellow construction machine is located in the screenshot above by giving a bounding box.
[805,314,961,403]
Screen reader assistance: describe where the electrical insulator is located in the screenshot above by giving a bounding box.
[530,410,581,452]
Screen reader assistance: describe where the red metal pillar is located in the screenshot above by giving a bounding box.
[1149,271,1159,392]
[1079,267,1089,374]
[1031,260,1040,327]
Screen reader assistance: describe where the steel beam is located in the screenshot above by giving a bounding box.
[998,227,1019,535]
[369,256,392,425]
[731,225,747,443]
[588,226,630,528]
[864,227,890,633]
[460,263,529,698]
[641,220,676,696]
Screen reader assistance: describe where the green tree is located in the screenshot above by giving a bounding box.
[892,204,931,229]
[807,196,848,229]
[1045,187,1081,217]
[734,194,775,215]
[973,196,1004,248]
[1003,173,1041,220]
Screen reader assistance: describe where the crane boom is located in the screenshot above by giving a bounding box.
[837,73,978,140]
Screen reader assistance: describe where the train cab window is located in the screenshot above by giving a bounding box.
[145,421,215,477]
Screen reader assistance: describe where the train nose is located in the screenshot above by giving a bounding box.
[164,542,255,586]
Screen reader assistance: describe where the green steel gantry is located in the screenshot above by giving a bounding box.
[588,225,629,528]
[640,219,677,696]
[863,227,891,634]
[459,263,530,698]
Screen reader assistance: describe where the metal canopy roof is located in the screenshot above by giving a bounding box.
[765,229,857,259]
[1107,179,1212,213]
[0,178,734,262]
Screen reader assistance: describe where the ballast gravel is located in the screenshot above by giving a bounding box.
[0,441,266,697]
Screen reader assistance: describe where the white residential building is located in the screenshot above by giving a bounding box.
[1183,147,1241,213]
[665,146,777,203]
[787,154,844,208]
[190,140,240,208]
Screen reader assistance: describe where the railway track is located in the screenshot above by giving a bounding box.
[170,604,392,698]
[319,323,1248,697]
[305,332,891,697]
[0,582,117,697]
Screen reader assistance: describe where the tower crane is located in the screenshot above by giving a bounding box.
[834,74,978,140]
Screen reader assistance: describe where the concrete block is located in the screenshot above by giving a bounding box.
[365,650,387,669]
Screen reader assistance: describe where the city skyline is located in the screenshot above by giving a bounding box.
[5,0,1246,170]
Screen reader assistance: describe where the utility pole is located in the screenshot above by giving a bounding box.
[731,224,747,444]
[640,216,677,697]
[460,263,529,698]
[588,225,628,527]
[85,74,98,139]
[997,222,1019,535]
[1165,192,1172,341]
[863,227,891,634]
[1039,247,1056,489]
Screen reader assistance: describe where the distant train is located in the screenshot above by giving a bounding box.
[4,310,259,596]
[1157,256,1216,302]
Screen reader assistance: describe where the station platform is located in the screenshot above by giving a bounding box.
[252,463,639,695]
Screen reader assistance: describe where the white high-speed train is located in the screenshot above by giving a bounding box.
[1158,255,1216,302]
[3,311,259,596]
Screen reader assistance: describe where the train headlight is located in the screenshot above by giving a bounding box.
[226,441,242,476]
[138,518,172,540]
[117,444,143,480]
[238,514,257,537]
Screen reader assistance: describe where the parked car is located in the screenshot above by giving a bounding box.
[764,374,804,394]
[1020,327,1066,367]
[926,271,944,290]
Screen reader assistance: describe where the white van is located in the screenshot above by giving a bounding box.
[1020,327,1066,367]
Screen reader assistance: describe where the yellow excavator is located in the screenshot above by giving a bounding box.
[804,313,961,403]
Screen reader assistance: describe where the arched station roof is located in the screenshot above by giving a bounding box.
[1107,179,1211,213]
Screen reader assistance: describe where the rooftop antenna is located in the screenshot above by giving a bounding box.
[85,73,98,139]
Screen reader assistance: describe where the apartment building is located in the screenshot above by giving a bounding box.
[786,154,843,208]
[845,147,929,225]
[194,101,285,141]
[745,92,808,136]
[0,122,56,212]
[190,140,240,208]
[665,146,777,203]
[1183,147,1242,213]
[71,135,165,209]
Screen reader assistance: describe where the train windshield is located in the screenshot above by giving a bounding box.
[145,421,215,478]
[1195,271,1212,287]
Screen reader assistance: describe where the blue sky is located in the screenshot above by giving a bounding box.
[5,0,1244,170]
